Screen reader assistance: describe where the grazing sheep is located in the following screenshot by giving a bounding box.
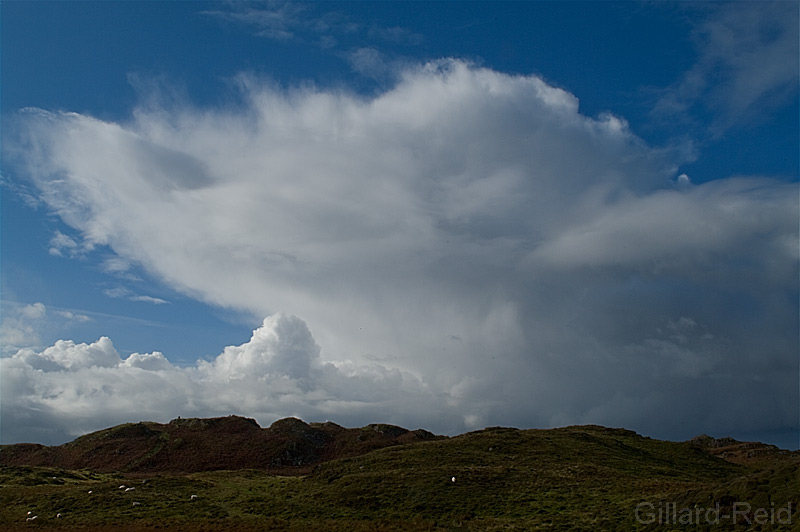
[26,516,37,521]
[119,485,127,489]
[87,490,93,494]
[132,502,141,507]
[56,513,62,518]
[190,494,198,501]
[451,476,456,483]
[125,487,136,492]
[27,511,32,515]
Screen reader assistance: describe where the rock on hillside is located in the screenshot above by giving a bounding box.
[0,416,440,474]
[688,433,794,465]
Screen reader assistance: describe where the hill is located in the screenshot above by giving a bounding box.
[0,419,797,531]
[0,415,439,474]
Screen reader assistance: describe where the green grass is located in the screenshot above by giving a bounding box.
[2,426,797,531]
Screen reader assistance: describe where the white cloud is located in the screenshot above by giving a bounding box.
[102,256,134,274]
[1,303,47,353]
[48,230,81,257]
[347,47,390,79]
[528,177,797,275]
[19,302,46,320]
[1,314,442,444]
[14,337,120,372]
[1,302,94,358]
[120,351,172,371]
[203,314,318,382]
[129,295,169,305]
[54,310,92,323]
[103,287,130,299]
[4,59,798,446]
[103,286,169,305]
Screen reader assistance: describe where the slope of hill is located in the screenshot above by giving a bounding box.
[0,419,797,531]
[0,415,439,474]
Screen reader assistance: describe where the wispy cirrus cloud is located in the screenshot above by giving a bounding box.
[48,230,94,258]
[655,1,799,135]
[103,286,169,305]
[202,1,422,76]
[202,2,359,45]
[0,302,91,356]
[202,2,311,42]
[367,24,424,46]
[129,295,169,305]
[4,59,798,447]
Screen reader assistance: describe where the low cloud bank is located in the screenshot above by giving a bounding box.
[2,313,444,444]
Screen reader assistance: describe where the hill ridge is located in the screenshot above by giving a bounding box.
[1,417,798,531]
[1,416,794,475]
[0,415,440,474]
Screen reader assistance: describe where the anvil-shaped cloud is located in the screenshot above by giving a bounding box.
[3,60,797,446]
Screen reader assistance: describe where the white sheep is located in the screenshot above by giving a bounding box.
[451,476,456,483]
[88,490,93,494]
[119,485,127,489]
[132,502,141,507]
[190,494,198,501]
[56,513,62,518]
[125,487,136,492]
[26,516,37,521]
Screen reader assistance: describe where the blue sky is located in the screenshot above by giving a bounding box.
[1,1,798,449]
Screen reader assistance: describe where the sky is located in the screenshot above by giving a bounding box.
[1,1,798,449]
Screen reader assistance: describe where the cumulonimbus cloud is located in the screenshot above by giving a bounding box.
[3,59,798,446]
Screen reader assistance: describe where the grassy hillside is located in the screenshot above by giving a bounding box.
[1,423,797,531]
[0,416,439,475]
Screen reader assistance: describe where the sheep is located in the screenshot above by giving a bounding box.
[56,513,62,519]
[190,494,198,501]
[125,487,136,492]
[87,490,93,494]
[132,502,141,507]
[451,476,456,483]
[26,516,37,521]
[119,485,127,489]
